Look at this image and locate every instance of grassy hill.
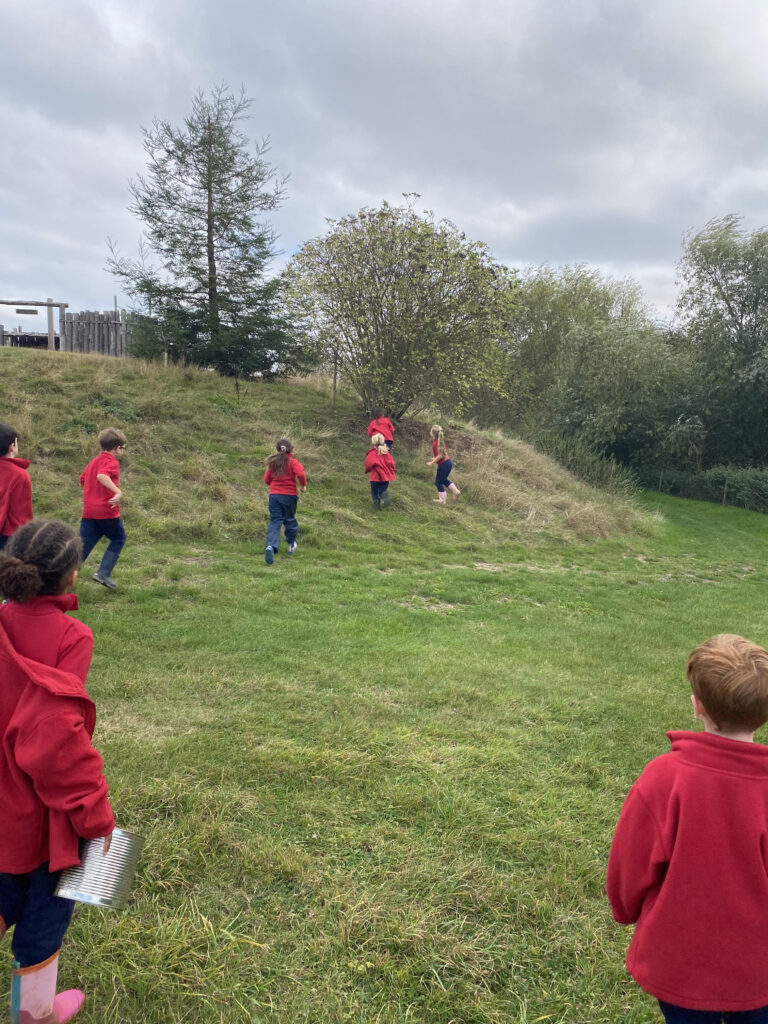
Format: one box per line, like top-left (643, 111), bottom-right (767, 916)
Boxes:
top-left (2, 348), bottom-right (768, 1024)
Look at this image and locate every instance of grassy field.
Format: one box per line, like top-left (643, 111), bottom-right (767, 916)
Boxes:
top-left (2, 348), bottom-right (767, 1023)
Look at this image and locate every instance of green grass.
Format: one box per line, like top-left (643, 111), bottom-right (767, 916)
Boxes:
top-left (2, 349), bottom-right (767, 1022)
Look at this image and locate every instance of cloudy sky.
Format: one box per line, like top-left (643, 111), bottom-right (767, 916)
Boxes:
top-left (2, 0), bottom-right (767, 332)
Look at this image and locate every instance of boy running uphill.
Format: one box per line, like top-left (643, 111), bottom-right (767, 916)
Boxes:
top-left (0, 424), bottom-right (33, 550)
top-left (364, 433), bottom-right (396, 510)
top-left (607, 634), bottom-right (768, 1023)
top-left (0, 519), bottom-right (114, 1023)
top-left (79, 429), bottom-right (127, 591)
top-left (264, 438), bottom-right (306, 565)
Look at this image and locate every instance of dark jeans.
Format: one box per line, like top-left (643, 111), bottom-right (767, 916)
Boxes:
top-left (385, 440), bottom-right (393, 451)
top-left (80, 517), bottom-right (126, 578)
top-left (659, 1001), bottom-right (768, 1023)
top-left (370, 481), bottom-right (389, 500)
top-left (266, 494), bottom-right (298, 551)
top-left (0, 863), bottom-right (74, 967)
top-left (0, 534), bottom-right (7, 551)
top-left (435, 459), bottom-right (453, 492)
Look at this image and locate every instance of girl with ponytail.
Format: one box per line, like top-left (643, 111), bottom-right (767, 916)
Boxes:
top-left (364, 433), bottom-right (396, 510)
top-left (427, 425), bottom-right (461, 504)
top-left (263, 439), bottom-right (307, 564)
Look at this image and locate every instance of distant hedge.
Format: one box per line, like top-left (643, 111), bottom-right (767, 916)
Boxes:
top-left (654, 466), bottom-right (768, 514)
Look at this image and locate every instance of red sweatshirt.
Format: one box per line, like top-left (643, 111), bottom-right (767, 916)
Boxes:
top-left (607, 730), bottom-right (768, 1011)
top-left (80, 451), bottom-right (120, 519)
top-left (432, 438), bottom-right (449, 464)
top-left (0, 456), bottom-right (33, 539)
top-left (367, 417), bottom-right (394, 442)
top-left (264, 455), bottom-right (306, 496)
top-left (364, 449), bottom-right (396, 482)
top-left (0, 596), bottom-right (114, 873)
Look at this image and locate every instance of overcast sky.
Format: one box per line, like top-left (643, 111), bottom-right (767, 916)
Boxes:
top-left (2, 0), bottom-right (768, 332)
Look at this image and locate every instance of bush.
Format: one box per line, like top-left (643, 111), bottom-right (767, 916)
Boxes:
top-left (523, 428), bottom-right (638, 497)
top-left (655, 465), bottom-right (768, 513)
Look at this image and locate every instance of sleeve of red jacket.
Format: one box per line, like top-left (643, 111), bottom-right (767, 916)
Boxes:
top-left (364, 451), bottom-right (376, 475)
top-left (606, 781), bottom-right (668, 924)
top-left (292, 458), bottom-right (307, 487)
top-left (12, 474), bottom-right (33, 526)
top-left (367, 420), bottom-right (376, 437)
top-left (15, 703), bottom-right (115, 840)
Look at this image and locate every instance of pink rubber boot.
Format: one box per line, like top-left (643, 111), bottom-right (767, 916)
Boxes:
top-left (447, 483), bottom-right (461, 499)
top-left (433, 491), bottom-right (447, 503)
top-left (11, 953), bottom-right (84, 1023)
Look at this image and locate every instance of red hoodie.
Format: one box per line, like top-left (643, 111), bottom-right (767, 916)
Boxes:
top-left (364, 449), bottom-right (396, 482)
top-left (607, 730), bottom-right (768, 1011)
top-left (264, 455), bottom-right (307, 496)
top-left (367, 417), bottom-right (394, 442)
top-left (0, 456), bottom-right (33, 539)
top-left (0, 598), bottom-right (114, 873)
top-left (80, 450), bottom-right (120, 519)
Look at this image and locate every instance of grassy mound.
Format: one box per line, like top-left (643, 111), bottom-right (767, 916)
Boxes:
top-left (8, 349), bottom-right (766, 1024)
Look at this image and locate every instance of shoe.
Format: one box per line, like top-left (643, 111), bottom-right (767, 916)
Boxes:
top-left (288, 542), bottom-right (298, 554)
top-left (92, 573), bottom-right (117, 590)
top-left (265, 546), bottom-right (275, 565)
top-left (381, 492), bottom-right (391, 507)
top-left (372, 497), bottom-right (381, 511)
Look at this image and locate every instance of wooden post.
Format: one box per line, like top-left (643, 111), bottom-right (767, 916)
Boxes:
top-left (0, 324), bottom-right (4, 347)
top-left (120, 309), bottom-right (127, 356)
top-left (46, 298), bottom-right (55, 350)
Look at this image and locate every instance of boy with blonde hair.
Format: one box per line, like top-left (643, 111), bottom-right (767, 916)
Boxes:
top-left (79, 428), bottom-right (127, 591)
top-left (608, 634), bottom-right (768, 1022)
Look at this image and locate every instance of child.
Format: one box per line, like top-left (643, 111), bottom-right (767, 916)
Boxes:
top-left (263, 438), bottom-right (306, 565)
top-left (0, 424), bottom-right (33, 550)
top-left (367, 408), bottom-right (395, 450)
top-left (79, 428), bottom-right (127, 591)
top-left (426, 425), bottom-right (460, 504)
top-left (607, 634), bottom-right (768, 1023)
top-left (0, 519), bottom-right (114, 1024)
top-left (364, 433), bottom-right (396, 510)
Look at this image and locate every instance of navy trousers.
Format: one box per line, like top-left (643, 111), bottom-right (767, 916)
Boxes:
top-left (0, 863), bottom-right (74, 967)
top-left (659, 1001), bottom-right (768, 1023)
top-left (80, 517), bottom-right (126, 577)
top-left (266, 494), bottom-right (298, 551)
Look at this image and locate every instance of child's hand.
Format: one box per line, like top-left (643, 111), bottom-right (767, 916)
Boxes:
top-left (101, 832), bottom-right (113, 855)
top-left (301, 485), bottom-right (307, 492)
top-left (108, 489), bottom-right (122, 507)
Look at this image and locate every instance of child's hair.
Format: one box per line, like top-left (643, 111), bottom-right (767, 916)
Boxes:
top-left (371, 407), bottom-right (385, 419)
top-left (267, 438), bottom-right (293, 476)
top-left (430, 424), bottom-right (446, 455)
top-left (370, 432), bottom-right (388, 455)
top-left (0, 519), bottom-right (82, 603)
top-left (98, 428), bottom-right (127, 452)
top-left (0, 423), bottom-right (18, 457)
top-left (687, 634), bottom-right (768, 731)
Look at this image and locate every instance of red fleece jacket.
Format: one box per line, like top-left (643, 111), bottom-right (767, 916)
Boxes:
top-left (0, 597), bottom-right (114, 873)
top-left (264, 456), bottom-right (306, 495)
top-left (364, 449), bottom-right (396, 482)
top-left (80, 451), bottom-right (120, 519)
top-left (0, 457), bottom-right (33, 538)
top-left (607, 730), bottom-right (768, 1011)
top-left (367, 417), bottom-right (394, 442)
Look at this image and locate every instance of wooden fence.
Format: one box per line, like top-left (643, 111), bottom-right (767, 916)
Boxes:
top-left (0, 310), bottom-right (132, 356)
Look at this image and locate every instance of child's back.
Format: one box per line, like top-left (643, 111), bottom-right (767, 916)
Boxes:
top-left (608, 634), bottom-right (768, 1020)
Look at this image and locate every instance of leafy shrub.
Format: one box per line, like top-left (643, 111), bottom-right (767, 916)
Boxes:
top-left (656, 465), bottom-right (768, 513)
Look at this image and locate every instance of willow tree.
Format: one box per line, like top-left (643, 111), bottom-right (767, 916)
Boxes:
top-left (284, 199), bottom-right (517, 416)
top-left (108, 84), bottom-right (303, 381)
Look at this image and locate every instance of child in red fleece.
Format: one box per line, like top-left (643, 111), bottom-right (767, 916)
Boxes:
top-left (79, 428), bottom-right (127, 591)
top-left (367, 408), bottom-right (395, 450)
top-left (0, 424), bottom-right (33, 550)
top-left (364, 433), bottom-right (396, 510)
top-left (263, 438), bottom-right (306, 565)
top-left (607, 634), bottom-right (768, 1023)
top-left (0, 519), bottom-right (114, 1024)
